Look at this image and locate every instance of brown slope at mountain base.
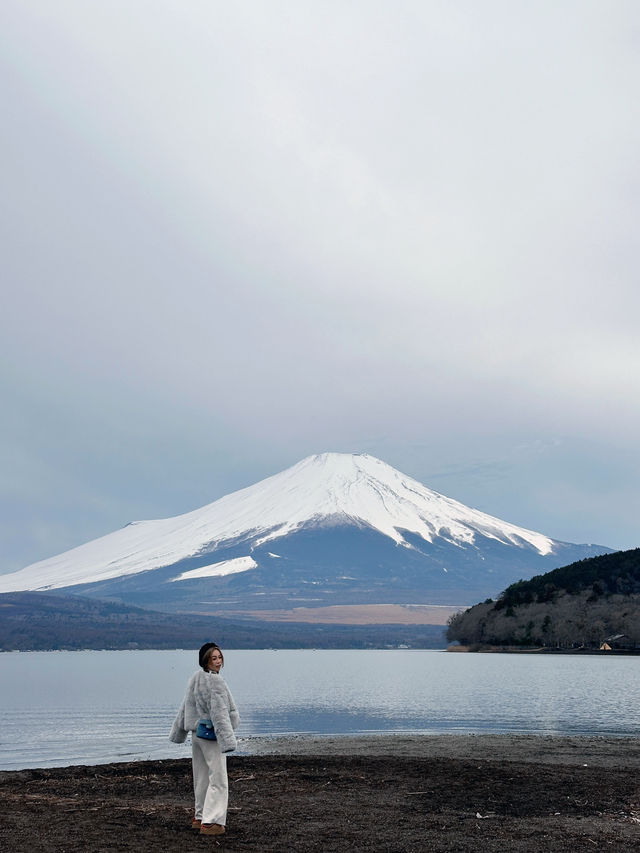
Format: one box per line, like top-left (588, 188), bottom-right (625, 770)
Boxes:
top-left (202, 603), bottom-right (464, 624)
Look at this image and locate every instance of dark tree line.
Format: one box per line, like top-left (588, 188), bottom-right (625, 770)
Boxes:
top-left (447, 548), bottom-right (640, 649)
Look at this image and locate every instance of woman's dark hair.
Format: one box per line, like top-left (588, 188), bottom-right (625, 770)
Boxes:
top-left (198, 642), bottom-right (224, 670)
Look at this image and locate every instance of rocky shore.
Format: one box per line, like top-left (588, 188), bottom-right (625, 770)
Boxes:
top-left (1, 735), bottom-right (638, 852)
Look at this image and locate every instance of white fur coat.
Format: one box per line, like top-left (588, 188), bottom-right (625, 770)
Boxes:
top-left (169, 670), bottom-right (240, 753)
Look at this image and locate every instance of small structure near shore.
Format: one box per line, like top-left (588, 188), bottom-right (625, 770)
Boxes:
top-left (601, 633), bottom-right (629, 651)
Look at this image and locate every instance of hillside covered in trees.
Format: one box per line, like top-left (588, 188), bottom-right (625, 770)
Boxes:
top-left (447, 548), bottom-right (640, 650)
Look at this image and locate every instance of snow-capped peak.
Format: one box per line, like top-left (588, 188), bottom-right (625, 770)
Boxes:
top-left (0, 452), bottom-right (555, 592)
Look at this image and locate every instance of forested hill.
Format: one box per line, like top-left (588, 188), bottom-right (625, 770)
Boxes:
top-left (447, 548), bottom-right (640, 650)
top-left (496, 548), bottom-right (640, 607)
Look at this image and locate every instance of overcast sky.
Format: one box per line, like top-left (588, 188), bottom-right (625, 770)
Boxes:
top-left (2, 0), bottom-right (639, 573)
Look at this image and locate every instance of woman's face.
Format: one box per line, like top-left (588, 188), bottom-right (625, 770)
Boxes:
top-left (207, 648), bottom-right (223, 673)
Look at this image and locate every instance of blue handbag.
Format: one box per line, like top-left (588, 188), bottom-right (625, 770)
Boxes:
top-left (196, 718), bottom-right (217, 740)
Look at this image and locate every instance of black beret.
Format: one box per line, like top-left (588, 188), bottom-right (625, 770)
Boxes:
top-left (199, 642), bottom-right (217, 669)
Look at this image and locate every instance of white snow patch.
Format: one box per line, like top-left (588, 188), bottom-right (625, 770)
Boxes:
top-left (171, 556), bottom-right (257, 582)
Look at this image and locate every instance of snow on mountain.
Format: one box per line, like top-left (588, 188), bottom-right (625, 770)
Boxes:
top-left (0, 452), bottom-right (561, 594)
top-left (171, 556), bottom-right (258, 583)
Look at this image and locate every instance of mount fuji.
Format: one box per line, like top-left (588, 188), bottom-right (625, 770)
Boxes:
top-left (0, 453), bottom-right (613, 614)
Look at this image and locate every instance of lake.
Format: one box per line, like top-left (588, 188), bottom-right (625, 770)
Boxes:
top-left (0, 649), bottom-right (637, 770)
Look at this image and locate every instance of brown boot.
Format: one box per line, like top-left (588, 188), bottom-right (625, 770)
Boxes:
top-left (191, 818), bottom-right (202, 830)
top-left (200, 823), bottom-right (225, 836)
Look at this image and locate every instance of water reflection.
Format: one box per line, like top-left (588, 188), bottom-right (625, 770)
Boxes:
top-left (230, 649), bottom-right (639, 739)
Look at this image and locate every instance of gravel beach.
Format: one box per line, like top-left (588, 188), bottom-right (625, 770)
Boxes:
top-left (242, 731), bottom-right (640, 766)
top-left (1, 734), bottom-right (638, 852)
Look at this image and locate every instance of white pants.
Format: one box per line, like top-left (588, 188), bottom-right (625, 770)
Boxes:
top-left (192, 735), bottom-right (228, 826)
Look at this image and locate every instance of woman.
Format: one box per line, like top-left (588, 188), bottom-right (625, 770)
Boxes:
top-left (170, 642), bottom-right (240, 836)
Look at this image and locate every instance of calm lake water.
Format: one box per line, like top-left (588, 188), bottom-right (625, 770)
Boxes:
top-left (0, 649), bottom-right (638, 770)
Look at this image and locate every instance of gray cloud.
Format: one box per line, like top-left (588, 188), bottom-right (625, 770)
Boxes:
top-left (1, 1), bottom-right (639, 570)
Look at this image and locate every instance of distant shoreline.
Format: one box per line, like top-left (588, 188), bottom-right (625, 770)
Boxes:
top-left (3, 644), bottom-right (639, 654)
top-left (448, 644), bottom-right (640, 655)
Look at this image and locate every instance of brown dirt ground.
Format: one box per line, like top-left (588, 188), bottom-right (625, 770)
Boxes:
top-left (1, 739), bottom-right (639, 852)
